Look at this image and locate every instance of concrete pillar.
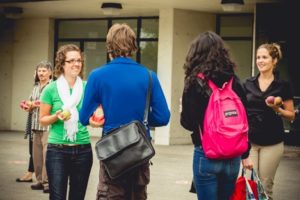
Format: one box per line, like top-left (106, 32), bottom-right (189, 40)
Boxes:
top-left (0, 19), bottom-right (14, 130)
top-left (154, 8), bottom-right (174, 145)
top-left (10, 18), bottom-right (53, 130)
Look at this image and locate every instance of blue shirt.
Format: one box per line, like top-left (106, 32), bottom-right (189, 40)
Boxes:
top-left (79, 57), bottom-right (170, 137)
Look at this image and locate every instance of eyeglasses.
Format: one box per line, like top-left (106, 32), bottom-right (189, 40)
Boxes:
top-left (65, 59), bottom-right (83, 64)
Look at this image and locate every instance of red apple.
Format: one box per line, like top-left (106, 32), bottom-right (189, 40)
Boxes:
top-left (20, 100), bottom-right (32, 109)
top-left (266, 96), bottom-right (275, 104)
top-left (92, 115), bottom-right (105, 125)
top-left (92, 105), bottom-right (105, 125)
top-left (33, 100), bottom-right (40, 106)
top-left (20, 100), bottom-right (27, 109)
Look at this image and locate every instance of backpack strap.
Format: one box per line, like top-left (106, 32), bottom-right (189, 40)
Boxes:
top-left (226, 77), bottom-right (234, 89)
top-left (198, 73), bottom-right (234, 91)
top-left (207, 80), bottom-right (218, 91)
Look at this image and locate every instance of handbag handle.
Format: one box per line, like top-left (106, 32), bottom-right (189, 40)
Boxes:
top-left (245, 177), bottom-right (256, 200)
top-left (252, 169), bottom-right (269, 200)
top-left (242, 168), bottom-right (254, 180)
top-left (143, 70), bottom-right (152, 126)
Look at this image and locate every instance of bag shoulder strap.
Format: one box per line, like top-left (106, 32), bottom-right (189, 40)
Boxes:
top-left (197, 72), bottom-right (219, 91)
top-left (196, 73), bottom-right (212, 96)
top-left (227, 77), bottom-right (234, 89)
top-left (221, 77), bottom-right (234, 92)
top-left (198, 73), bottom-right (235, 92)
top-left (143, 70), bottom-right (152, 126)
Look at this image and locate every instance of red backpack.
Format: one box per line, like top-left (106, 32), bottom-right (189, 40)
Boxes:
top-left (197, 73), bottom-right (248, 159)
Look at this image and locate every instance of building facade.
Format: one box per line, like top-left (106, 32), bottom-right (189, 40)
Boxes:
top-left (0, 0), bottom-right (297, 145)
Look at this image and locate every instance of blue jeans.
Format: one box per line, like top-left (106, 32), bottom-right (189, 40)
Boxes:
top-left (193, 146), bottom-right (240, 200)
top-left (46, 144), bottom-right (93, 200)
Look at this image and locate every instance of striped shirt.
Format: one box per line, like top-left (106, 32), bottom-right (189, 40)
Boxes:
top-left (30, 81), bottom-right (51, 131)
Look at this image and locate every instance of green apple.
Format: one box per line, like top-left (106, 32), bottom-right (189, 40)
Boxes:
top-left (61, 110), bottom-right (71, 120)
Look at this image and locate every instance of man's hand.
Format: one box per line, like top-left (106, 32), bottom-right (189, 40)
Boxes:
top-left (89, 116), bottom-right (105, 128)
top-left (89, 105), bottom-right (105, 128)
top-left (20, 100), bottom-right (33, 112)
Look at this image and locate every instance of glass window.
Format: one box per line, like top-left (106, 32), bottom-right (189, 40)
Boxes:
top-left (140, 41), bottom-right (158, 72)
top-left (219, 15), bottom-right (253, 37)
top-left (218, 14), bottom-right (253, 79)
top-left (56, 17), bottom-right (159, 73)
top-left (58, 20), bottom-right (107, 38)
top-left (57, 41), bottom-right (80, 49)
top-left (83, 42), bottom-right (107, 78)
top-left (141, 19), bottom-right (159, 38)
top-left (226, 40), bottom-right (252, 81)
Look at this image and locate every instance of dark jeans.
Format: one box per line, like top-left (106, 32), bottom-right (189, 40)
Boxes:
top-left (46, 143), bottom-right (93, 200)
top-left (193, 146), bottom-right (240, 200)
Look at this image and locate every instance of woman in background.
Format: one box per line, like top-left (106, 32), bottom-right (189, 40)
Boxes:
top-left (243, 43), bottom-right (295, 200)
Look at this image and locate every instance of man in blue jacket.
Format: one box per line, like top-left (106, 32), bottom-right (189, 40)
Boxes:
top-left (79, 23), bottom-right (170, 200)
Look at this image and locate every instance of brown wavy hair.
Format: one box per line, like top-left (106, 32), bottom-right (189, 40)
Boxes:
top-left (54, 44), bottom-right (84, 78)
top-left (106, 23), bottom-right (138, 58)
top-left (183, 31), bottom-right (236, 91)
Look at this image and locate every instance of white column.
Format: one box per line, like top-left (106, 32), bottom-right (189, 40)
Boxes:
top-left (154, 8), bottom-right (174, 145)
top-left (11, 18), bottom-right (52, 130)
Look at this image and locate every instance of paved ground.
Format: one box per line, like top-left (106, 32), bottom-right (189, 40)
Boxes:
top-left (0, 131), bottom-right (300, 200)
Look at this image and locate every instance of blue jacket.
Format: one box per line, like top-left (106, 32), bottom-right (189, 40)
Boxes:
top-left (79, 57), bottom-right (170, 137)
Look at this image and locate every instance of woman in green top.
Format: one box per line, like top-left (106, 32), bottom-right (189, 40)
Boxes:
top-left (40, 44), bottom-right (93, 200)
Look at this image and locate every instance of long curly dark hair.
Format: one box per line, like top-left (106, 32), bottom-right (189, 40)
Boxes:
top-left (183, 31), bottom-right (236, 91)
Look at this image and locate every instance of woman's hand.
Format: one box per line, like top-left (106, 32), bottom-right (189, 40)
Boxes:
top-left (265, 96), bottom-right (283, 113)
top-left (265, 98), bottom-right (295, 121)
top-left (57, 110), bottom-right (71, 121)
top-left (242, 157), bottom-right (253, 170)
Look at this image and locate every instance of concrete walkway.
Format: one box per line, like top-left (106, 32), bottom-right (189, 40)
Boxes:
top-left (0, 131), bottom-right (300, 200)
